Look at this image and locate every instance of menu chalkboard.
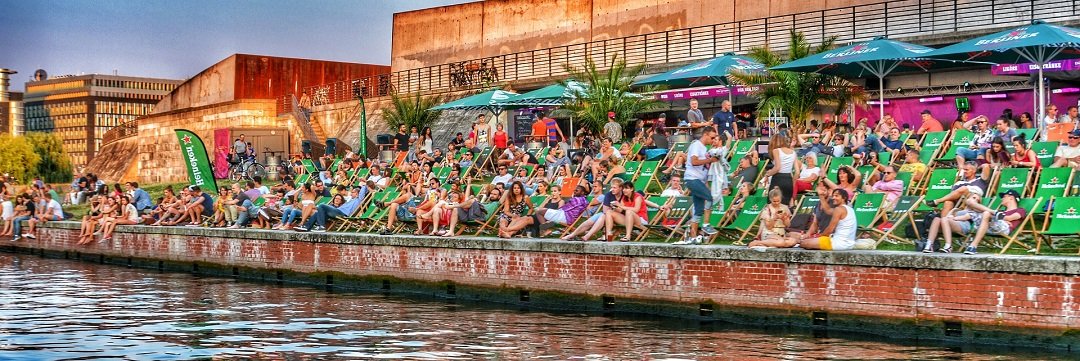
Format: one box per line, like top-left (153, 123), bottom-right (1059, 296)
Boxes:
top-left (514, 114), bottom-right (535, 143)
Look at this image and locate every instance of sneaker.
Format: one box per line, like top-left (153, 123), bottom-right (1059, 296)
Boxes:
top-left (939, 245), bottom-right (952, 253)
top-left (700, 225), bottom-right (718, 236)
top-left (227, 224), bottom-right (240, 229)
top-left (963, 246), bottom-right (977, 255)
top-left (690, 236), bottom-right (704, 245)
top-left (312, 226), bottom-right (326, 233)
top-left (23, 234), bottom-right (36, 239)
top-left (672, 239), bottom-right (691, 245)
top-left (919, 239), bottom-right (933, 253)
top-left (294, 226), bottom-right (309, 232)
top-left (994, 212), bottom-right (1005, 221)
top-left (924, 199), bottom-right (938, 208)
top-left (12, 236), bottom-right (19, 242)
top-left (378, 227), bottom-right (392, 235)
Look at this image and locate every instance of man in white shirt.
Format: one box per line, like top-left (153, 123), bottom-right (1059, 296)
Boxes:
top-left (674, 127), bottom-right (720, 245)
top-left (1053, 130), bottom-right (1080, 169)
top-left (1043, 104), bottom-right (1069, 138)
top-left (661, 177), bottom-right (687, 197)
top-left (25, 193), bottom-right (64, 239)
top-left (491, 166), bottom-right (513, 186)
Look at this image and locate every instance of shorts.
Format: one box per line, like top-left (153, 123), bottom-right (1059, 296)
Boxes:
top-left (543, 209), bottom-right (568, 225)
top-left (587, 211), bottom-right (605, 223)
top-left (819, 236), bottom-right (856, 251)
top-left (964, 185), bottom-right (984, 197)
top-left (956, 147), bottom-right (986, 161)
top-left (952, 210), bottom-right (975, 234)
top-left (988, 219), bottom-right (1011, 236)
top-left (396, 200), bottom-right (417, 221)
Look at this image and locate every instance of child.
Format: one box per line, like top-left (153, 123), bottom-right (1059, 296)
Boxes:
top-left (0, 194), bottom-right (13, 237)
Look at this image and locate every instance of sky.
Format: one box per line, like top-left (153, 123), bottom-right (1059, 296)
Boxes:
top-left (0, 0), bottom-right (472, 91)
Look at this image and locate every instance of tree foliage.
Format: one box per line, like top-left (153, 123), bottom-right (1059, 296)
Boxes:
top-left (728, 31), bottom-right (867, 129)
top-left (382, 92), bottom-right (445, 130)
top-left (25, 132), bottom-right (73, 183)
top-left (0, 133), bottom-right (41, 183)
top-left (561, 56), bottom-right (661, 133)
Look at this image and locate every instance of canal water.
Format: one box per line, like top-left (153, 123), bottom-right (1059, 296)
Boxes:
top-left (0, 254), bottom-right (1069, 360)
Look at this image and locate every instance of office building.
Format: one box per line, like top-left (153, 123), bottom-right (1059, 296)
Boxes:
top-left (0, 69), bottom-right (23, 135)
top-left (23, 72), bottom-right (183, 167)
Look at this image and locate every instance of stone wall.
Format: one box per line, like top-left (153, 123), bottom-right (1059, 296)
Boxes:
top-left (391, 0), bottom-right (881, 72)
top-left (83, 136), bottom-right (140, 183)
top-left (16, 222), bottom-right (1080, 349)
top-left (137, 99), bottom-right (283, 184)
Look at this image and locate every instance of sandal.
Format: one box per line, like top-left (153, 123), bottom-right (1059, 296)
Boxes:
top-left (619, 235), bottom-right (631, 242)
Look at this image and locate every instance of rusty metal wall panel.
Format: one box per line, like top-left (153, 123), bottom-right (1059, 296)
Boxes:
top-left (232, 55), bottom-right (388, 101)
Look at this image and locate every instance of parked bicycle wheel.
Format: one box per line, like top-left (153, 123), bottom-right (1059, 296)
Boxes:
top-left (248, 163), bottom-right (267, 179)
top-left (229, 167), bottom-right (245, 182)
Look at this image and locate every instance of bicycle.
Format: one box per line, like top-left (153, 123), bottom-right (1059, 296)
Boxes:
top-left (228, 155), bottom-right (267, 182)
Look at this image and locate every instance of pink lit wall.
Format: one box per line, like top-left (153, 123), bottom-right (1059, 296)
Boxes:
top-left (855, 89), bottom-right (1080, 129)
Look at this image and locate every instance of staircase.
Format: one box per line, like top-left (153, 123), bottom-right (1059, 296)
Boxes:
top-left (290, 95), bottom-right (323, 143)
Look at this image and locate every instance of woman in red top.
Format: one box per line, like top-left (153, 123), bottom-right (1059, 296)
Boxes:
top-left (1010, 135), bottom-right (1041, 170)
top-left (605, 182), bottom-right (647, 242)
top-left (493, 123), bottom-right (509, 156)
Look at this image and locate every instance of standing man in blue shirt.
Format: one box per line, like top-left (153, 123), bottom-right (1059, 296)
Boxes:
top-left (711, 100), bottom-right (738, 141)
top-left (126, 182), bottom-right (153, 215)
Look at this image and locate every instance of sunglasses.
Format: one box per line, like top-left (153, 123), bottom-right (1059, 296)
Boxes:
top-left (1070, 136), bottom-right (1080, 139)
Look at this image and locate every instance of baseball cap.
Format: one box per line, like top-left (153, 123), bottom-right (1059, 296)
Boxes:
top-left (999, 189), bottom-right (1020, 198)
top-left (608, 111), bottom-right (616, 118)
top-left (1070, 129), bottom-right (1080, 137)
top-left (920, 109), bottom-right (932, 115)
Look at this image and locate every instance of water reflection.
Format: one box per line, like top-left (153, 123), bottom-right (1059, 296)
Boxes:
top-left (0, 254), bottom-right (1068, 360)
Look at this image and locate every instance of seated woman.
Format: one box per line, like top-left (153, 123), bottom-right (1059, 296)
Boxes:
top-left (332, 169), bottom-right (350, 186)
top-left (561, 178), bottom-right (626, 242)
top-left (430, 188), bottom-right (479, 237)
top-left (748, 188), bottom-right (791, 248)
top-left (77, 195), bottom-right (105, 245)
top-left (983, 138), bottom-right (1012, 169)
top-left (794, 154), bottom-right (821, 195)
top-left (821, 165), bottom-right (861, 203)
top-left (605, 182), bottom-right (648, 242)
top-left (101, 195), bottom-right (141, 242)
top-left (86, 196), bottom-right (119, 244)
top-left (497, 182), bottom-right (533, 238)
top-left (155, 189), bottom-right (191, 226)
top-left (1010, 135), bottom-right (1041, 171)
top-left (599, 159), bottom-right (627, 184)
top-left (212, 188), bottom-right (236, 227)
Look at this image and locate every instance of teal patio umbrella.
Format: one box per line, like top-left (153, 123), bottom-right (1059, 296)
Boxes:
top-left (770, 37), bottom-right (941, 121)
top-left (926, 20), bottom-right (1080, 132)
top-left (633, 53), bottom-right (765, 104)
top-left (506, 80), bottom-right (588, 106)
top-left (430, 89), bottom-right (522, 117)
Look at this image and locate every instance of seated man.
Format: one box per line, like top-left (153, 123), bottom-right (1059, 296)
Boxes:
top-left (920, 205), bottom-right (978, 253)
top-left (924, 161), bottom-right (990, 216)
top-left (378, 179), bottom-right (437, 235)
top-left (297, 187), bottom-right (363, 232)
top-left (862, 166), bottom-right (904, 210)
top-left (661, 176), bottom-right (687, 197)
top-left (962, 189), bottom-right (1026, 255)
top-left (502, 185), bottom-right (589, 237)
top-left (490, 166), bottom-right (513, 186)
top-left (496, 143), bottom-right (519, 167)
top-left (1052, 129), bottom-right (1080, 169)
top-left (183, 186), bottom-right (214, 227)
top-left (956, 115), bottom-right (994, 164)
top-left (25, 193), bottom-right (64, 238)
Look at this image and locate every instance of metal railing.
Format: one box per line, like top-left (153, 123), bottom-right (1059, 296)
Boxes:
top-left (281, 0), bottom-right (1080, 113)
top-left (101, 118), bottom-right (139, 146)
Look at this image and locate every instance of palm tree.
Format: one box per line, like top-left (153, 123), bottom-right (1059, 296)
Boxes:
top-left (561, 56), bottom-right (661, 134)
top-left (382, 92), bottom-right (445, 130)
top-left (728, 31), bottom-right (867, 129)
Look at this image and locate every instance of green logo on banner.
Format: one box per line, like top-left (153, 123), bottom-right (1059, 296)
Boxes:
top-left (175, 129), bottom-right (218, 194)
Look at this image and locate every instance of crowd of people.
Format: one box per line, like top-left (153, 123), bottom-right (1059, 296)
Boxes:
top-left (3, 100), bottom-right (1080, 255)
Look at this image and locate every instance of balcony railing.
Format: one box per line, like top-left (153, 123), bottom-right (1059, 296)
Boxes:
top-left (281, 0), bottom-right (1080, 113)
top-left (101, 118), bottom-right (139, 146)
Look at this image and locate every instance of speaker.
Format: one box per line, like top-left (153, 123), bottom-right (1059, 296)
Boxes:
top-left (326, 138), bottom-right (338, 155)
top-left (955, 97), bottom-right (970, 112)
top-left (376, 133), bottom-right (392, 145)
top-left (302, 140), bottom-right (313, 155)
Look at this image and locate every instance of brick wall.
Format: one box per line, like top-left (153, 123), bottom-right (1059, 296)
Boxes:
top-left (18, 222), bottom-right (1080, 347)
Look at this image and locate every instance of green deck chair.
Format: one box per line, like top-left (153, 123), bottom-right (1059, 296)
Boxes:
top-left (1030, 141), bottom-right (1059, 168)
top-left (873, 195), bottom-right (923, 246)
top-left (851, 192), bottom-right (886, 235)
top-left (718, 196), bottom-right (767, 245)
top-left (991, 167), bottom-right (1031, 197)
top-left (916, 168), bottom-right (959, 211)
top-left (1036, 196), bottom-right (1080, 254)
top-left (934, 129), bottom-right (974, 165)
top-left (826, 157), bottom-right (854, 183)
top-left (640, 196), bottom-right (692, 242)
top-left (918, 131), bottom-right (949, 164)
top-left (632, 160), bottom-right (661, 192)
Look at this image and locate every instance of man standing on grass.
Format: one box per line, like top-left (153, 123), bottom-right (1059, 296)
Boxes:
top-left (674, 127), bottom-right (720, 245)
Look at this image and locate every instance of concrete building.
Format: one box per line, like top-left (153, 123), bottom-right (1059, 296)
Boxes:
top-left (22, 73), bottom-right (183, 167)
top-left (0, 69), bottom-right (23, 135)
top-left (90, 54), bottom-right (388, 184)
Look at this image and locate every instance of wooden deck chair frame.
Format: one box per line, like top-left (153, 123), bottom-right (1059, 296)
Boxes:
top-left (718, 196), bottom-right (767, 245)
top-left (638, 196), bottom-right (692, 242)
top-left (874, 195), bottom-right (924, 246)
top-left (851, 192), bottom-right (887, 237)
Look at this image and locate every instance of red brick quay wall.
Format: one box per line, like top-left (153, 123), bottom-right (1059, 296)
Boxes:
top-left (9, 222), bottom-right (1080, 350)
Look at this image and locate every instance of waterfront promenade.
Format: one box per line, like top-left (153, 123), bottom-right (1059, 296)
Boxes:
top-left (5, 221), bottom-right (1080, 350)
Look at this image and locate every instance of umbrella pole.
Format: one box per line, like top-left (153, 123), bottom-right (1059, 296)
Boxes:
top-left (878, 76), bottom-right (885, 123)
top-left (1038, 64), bottom-right (1045, 137)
